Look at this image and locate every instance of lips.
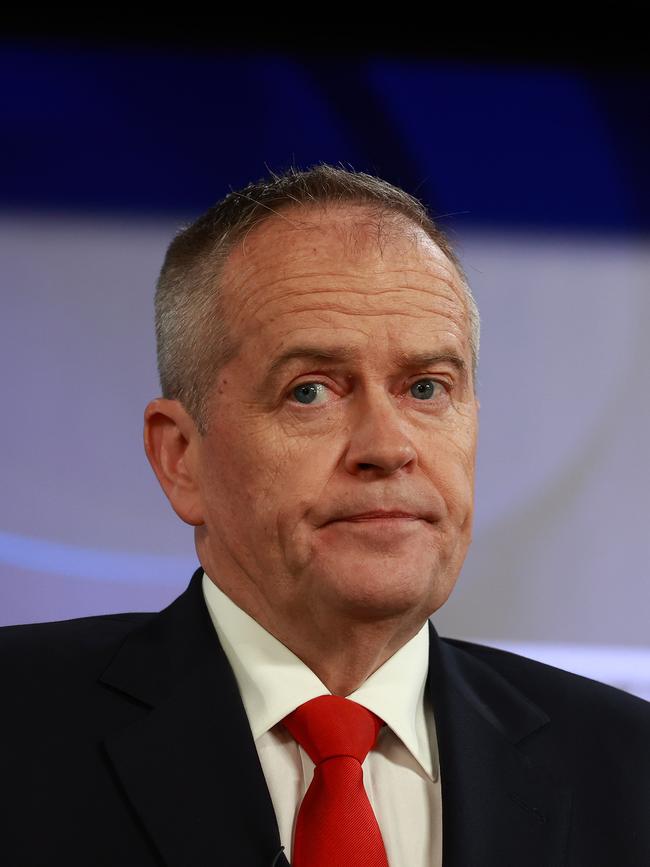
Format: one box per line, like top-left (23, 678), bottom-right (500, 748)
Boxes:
top-left (341, 511), bottom-right (419, 521)
top-left (320, 502), bottom-right (440, 526)
top-left (329, 510), bottom-right (423, 523)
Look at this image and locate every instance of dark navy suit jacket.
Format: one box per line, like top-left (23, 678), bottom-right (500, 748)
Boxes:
top-left (1, 567), bottom-right (648, 866)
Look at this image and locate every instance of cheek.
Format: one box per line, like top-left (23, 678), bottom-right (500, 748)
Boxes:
top-left (201, 420), bottom-right (330, 533)
top-left (199, 423), bottom-right (264, 509)
top-left (425, 432), bottom-right (476, 522)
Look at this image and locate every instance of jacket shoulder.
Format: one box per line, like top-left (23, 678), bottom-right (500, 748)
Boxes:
top-left (0, 612), bottom-right (155, 681)
top-left (440, 636), bottom-right (649, 732)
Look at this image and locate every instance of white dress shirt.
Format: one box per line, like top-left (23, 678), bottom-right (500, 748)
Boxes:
top-left (202, 571), bottom-right (443, 867)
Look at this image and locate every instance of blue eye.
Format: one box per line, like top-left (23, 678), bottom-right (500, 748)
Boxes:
top-left (290, 378), bottom-right (444, 407)
top-left (410, 379), bottom-right (440, 400)
top-left (291, 382), bottom-right (327, 405)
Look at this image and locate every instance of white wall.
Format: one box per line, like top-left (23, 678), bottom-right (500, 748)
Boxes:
top-left (1, 213), bottom-right (648, 697)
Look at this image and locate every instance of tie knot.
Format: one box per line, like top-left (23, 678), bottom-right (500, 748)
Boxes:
top-left (281, 695), bottom-right (384, 766)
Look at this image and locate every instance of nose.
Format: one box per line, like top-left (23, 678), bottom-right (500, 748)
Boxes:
top-left (343, 388), bottom-right (418, 476)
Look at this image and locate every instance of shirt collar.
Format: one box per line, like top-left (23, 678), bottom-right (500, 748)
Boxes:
top-left (202, 570), bottom-right (437, 780)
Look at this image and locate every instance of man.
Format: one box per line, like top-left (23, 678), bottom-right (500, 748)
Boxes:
top-left (1, 166), bottom-right (648, 867)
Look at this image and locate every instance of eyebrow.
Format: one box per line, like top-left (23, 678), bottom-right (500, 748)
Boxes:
top-left (260, 344), bottom-right (467, 391)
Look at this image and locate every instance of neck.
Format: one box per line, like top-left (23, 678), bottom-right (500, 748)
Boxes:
top-left (278, 618), bottom-right (424, 696)
top-left (202, 568), bottom-right (426, 696)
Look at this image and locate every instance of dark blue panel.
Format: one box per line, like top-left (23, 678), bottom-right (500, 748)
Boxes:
top-left (1, 42), bottom-right (648, 231)
top-left (1, 44), bottom-right (361, 212)
top-left (367, 60), bottom-right (645, 232)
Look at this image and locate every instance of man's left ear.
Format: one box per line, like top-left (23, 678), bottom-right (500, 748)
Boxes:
top-left (143, 398), bottom-right (205, 526)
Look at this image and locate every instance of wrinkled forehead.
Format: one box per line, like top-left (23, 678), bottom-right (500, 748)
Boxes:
top-left (222, 202), bottom-right (458, 285)
top-left (216, 203), bottom-right (468, 344)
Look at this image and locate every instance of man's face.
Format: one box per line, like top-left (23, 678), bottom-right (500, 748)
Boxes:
top-left (193, 205), bottom-right (478, 631)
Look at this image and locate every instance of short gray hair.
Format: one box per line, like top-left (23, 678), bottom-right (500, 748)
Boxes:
top-left (155, 164), bottom-right (480, 433)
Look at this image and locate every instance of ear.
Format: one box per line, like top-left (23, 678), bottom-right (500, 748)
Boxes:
top-left (143, 398), bottom-right (205, 526)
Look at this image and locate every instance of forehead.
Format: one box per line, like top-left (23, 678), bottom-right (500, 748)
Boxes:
top-left (218, 204), bottom-right (470, 355)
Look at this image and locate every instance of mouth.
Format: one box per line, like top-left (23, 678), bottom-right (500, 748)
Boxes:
top-left (322, 515), bottom-right (427, 540)
top-left (335, 513), bottom-right (422, 522)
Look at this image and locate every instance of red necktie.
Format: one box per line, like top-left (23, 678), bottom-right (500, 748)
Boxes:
top-left (281, 694), bottom-right (390, 867)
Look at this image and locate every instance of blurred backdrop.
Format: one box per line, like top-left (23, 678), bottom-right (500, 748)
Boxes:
top-left (1, 35), bottom-right (648, 698)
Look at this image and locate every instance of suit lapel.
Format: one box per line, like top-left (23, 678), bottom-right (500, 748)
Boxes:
top-left (99, 568), bottom-right (288, 867)
top-left (428, 622), bottom-right (572, 867)
top-left (97, 567), bottom-right (571, 867)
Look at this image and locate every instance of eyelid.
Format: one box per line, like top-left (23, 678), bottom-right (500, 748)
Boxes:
top-left (289, 371), bottom-right (451, 386)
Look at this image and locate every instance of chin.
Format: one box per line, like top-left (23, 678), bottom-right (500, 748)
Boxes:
top-left (315, 558), bottom-right (455, 623)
